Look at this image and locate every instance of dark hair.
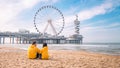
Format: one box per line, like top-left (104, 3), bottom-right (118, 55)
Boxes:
top-left (43, 43), bottom-right (47, 47)
top-left (32, 41), bottom-right (36, 45)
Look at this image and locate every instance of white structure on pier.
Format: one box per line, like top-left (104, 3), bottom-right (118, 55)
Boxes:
top-left (19, 29), bottom-right (30, 34)
top-left (66, 15), bottom-right (83, 44)
top-left (74, 15), bottom-right (80, 35)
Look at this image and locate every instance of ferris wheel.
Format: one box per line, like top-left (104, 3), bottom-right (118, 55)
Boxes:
top-left (34, 5), bottom-right (65, 36)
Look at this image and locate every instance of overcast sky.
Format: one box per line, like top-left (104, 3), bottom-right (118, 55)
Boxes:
top-left (0, 0), bottom-right (120, 43)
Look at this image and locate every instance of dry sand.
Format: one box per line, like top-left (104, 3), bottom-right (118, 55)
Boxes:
top-left (0, 47), bottom-right (120, 68)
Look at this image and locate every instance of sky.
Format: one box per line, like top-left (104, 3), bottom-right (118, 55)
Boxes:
top-left (0, 0), bottom-right (120, 43)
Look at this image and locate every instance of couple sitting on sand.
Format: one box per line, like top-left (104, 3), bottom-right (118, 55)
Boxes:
top-left (27, 41), bottom-right (49, 60)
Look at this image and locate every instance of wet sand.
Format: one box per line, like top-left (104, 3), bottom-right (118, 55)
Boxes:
top-left (0, 47), bottom-right (120, 68)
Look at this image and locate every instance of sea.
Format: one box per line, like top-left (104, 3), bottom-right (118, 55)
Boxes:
top-left (0, 43), bottom-right (120, 56)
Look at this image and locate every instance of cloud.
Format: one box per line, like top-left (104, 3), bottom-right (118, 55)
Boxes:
top-left (81, 27), bottom-right (120, 43)
top-left (78, 2), bottom-right (113, 21)
top-left (64, 0), bottom-right (120, 26)
top-left (0, 0), bottom-right (40, 22)
top-left (60, 1), bottom-right (114, 36)
top-left (80, 22), bottom-right (120, 42)
top-left (0, 0), bottom-right (41, 32)
top-left (81, 22), bottom-right (120, 32)
top-left (0, 0), bottom-right (59, 32)
top-left (63, 0), bottom-right (114, 28)
top-left (67, 1), bottom-right (120, 26)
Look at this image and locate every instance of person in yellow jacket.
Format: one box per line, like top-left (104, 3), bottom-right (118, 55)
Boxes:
top-left (27, 41), bottom-right (41, 59)
top-left (41, 43), bottom-right (49, 60)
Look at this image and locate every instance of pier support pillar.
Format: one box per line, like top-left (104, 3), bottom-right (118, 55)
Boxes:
top-left (19, 37), bottom-right (21, 44)
top-left (10, 37), bottom-right (11, 44)
top-left (0, 37), bottom-right (1, 44)
top-left (25, 40), bottom-right (27, 44)
top-left (16, 37), bottom-right (18, 44)
top-left (81, 39), bottom-right (83, 44)
top-left (3, 37), bottom-right (5, 44)
top-left (12, 37), bottom-right (14, 44)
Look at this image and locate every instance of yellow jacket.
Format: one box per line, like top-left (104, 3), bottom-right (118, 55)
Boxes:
top-left (27, 45), bottom-right (41, 59)
top-left (41, 47), bottom-right (49, 60)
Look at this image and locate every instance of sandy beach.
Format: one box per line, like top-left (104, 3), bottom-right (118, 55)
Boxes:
top-left (0, 47), bottom-right (120, 68)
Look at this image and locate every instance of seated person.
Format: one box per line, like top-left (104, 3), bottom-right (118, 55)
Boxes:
top-left (27, 41), bottom-right (41, 59)
top-left (41, 43), bottom-right (49, 60)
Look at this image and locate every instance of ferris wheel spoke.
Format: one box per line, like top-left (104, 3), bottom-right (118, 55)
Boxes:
top-left (44, 8), bottom-right (51, 19)
top-left (35, 18), bottom-right (43, 21)
top-left (54, 21), bottom-right (62, 25)
top-left (35, 17), bottom-right (48, 22)
top-left (53, 23), bottom-right (60, 26)
top-left (36, 14), bottom-right (48, 20)
top-left (37, 10), bottom-right (49, 19)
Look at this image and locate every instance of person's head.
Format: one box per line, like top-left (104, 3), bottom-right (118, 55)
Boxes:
top-left (43, 43), bottom-right (47, 48)
top-left (32, 41), bottom-right (37, 46)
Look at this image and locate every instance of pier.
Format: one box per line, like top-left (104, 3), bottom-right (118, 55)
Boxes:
top-left (0, 31), bottom-right (40, 44)
top-left (0, 30), bottom-right (83, 44)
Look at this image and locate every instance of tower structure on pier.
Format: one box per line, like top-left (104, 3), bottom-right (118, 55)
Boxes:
top-left (74, 15), bottom-right (80, 35)
top-left (67, 15), bottom-right (83, 44)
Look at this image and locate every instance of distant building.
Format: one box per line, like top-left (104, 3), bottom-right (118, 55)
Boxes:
top-left (19, 29), bottom-right (30, 34)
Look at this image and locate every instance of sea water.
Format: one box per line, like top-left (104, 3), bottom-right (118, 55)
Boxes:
top-left (0, 43), bottom-right (120, 55)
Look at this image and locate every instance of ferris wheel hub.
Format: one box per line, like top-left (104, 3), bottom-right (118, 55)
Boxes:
top-left (48, 19), bottom-right (52, 23)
